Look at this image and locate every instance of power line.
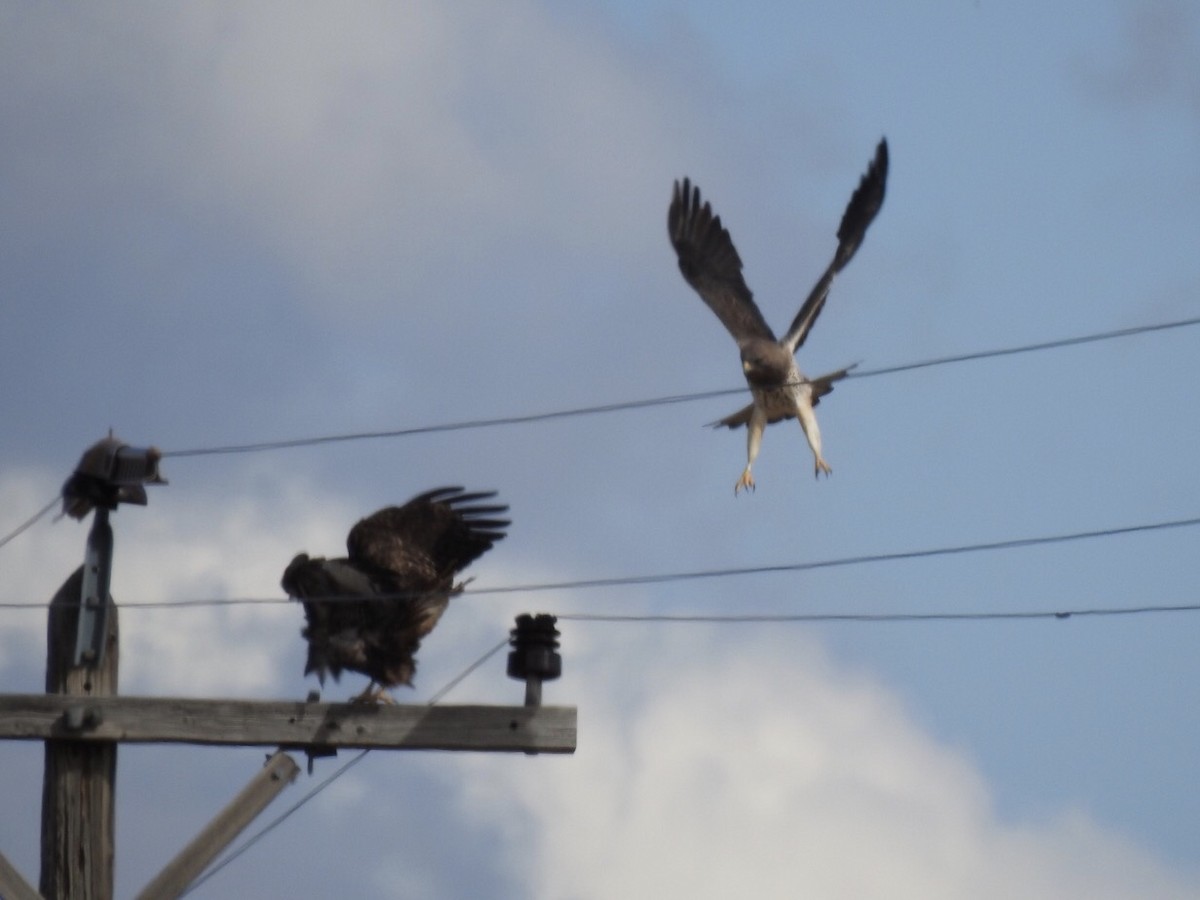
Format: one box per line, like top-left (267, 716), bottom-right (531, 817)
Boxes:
top-left (426, 636), bottom-right (511, 705)
top-left (178, 600), bottom-right (1200, 897)
top-left (179, 635), bottom-right (511, 898)
top-left (455, 515), bottom-right (1200, 595)
top-left (846, 315), bottom-right (1200, 380)
top-left (0, 494), bottom-right (59, 550)
top-left (4, 317), bottom-right (1195, 554)
top-left (162, 389), bottom-right (735, 458)
top-left (558, 603), bottom-right (1200, 624)
top-left (178, 748), bottom-right (370, 899)
top-left (2, 513), bottom-right (1196, 612)
top-left (160, 315), bottom-right (1200, 459)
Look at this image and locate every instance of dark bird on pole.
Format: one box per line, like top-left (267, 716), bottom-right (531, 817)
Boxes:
top-left (668, 138), bottom-right (889, 494)
top-left (281, 487), bottom-right (509, 703)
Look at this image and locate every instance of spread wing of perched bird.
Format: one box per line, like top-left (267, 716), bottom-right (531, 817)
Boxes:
top-left (668, 138), bottom-right (888, 494)
top-left (281, 487), bottom-right (509, 702)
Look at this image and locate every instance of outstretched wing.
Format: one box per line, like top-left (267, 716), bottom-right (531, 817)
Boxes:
top-left (347, 486), bottom-right (509, 586)
top-left (283, 487), bottom-right (509, 689)
top-left (669, 177), bottom-right (776, 344)
top-left (781, 139), bottom-right (889, 354)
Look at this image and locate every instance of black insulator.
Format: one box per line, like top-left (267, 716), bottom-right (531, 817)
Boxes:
top-left (507, 613), bottom-right (562, 682)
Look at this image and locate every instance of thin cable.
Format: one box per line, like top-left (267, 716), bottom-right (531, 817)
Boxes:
top-left (180, 635), bottom-right (510, 898)
top-left (162, 389), bottom-right (732, 458)
top-left (848, 315), bottom-right (1200, 380)
top-left (178, 748), bottom-right (371, 898)
top-left (2, 514), bottom-right (1196, 611)
top-left (469, 515), bottom-right (1200, 596)
top-left (160, 315), bottom-right (1200, 459)
top-left (464, 515), bottom-right (1200, 594)
top-left (0, 495), bottom-right (60, 550)
top-left (559, 602), bottom-right (1200, 624)
top-left (426, 636), bottom-right (511, 705)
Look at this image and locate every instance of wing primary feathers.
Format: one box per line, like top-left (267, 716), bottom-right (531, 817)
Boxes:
top-left (781, 138), bottom-right (889, 353)
top-left (282, 486), bottom-right (509, 692)
top-left (833, 138), bottom-right (888, 271)
top-left (409, 485), bottom-right (467, 504)
top-left (668, 177), bottom-right (777, 343)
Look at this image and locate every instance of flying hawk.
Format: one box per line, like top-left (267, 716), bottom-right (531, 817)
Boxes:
top-left (281, 487), bottom-right (509, 703)
top-left (668, 139), bottom-right (888, 493)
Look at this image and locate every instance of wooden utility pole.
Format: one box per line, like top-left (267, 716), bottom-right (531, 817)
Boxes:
top-left (0, 849), bottom-right (43, 900)
top-left (2, 570), bottom-right (575, 900)
top-left (2, 438), bottom-right (576, 899)
top-left (40, 566), bottom-right (118, 900)
top-left (3, 614), bottom-right (574, 758)
top-left (134, 751), bottom-right (300, 900)
top-left (2, 569), bottom-right (575, 900)
top-left (0, 695), bottom-right (577, 753)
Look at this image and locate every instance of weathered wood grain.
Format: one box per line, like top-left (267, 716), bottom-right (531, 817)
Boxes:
top-left (1, 694), bottom-right (577, 754)
top-left (40, 566), bottom-right (117, 900)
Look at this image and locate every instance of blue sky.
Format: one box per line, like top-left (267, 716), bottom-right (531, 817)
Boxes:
top-left (2, 2), bottom-right (1199, 898)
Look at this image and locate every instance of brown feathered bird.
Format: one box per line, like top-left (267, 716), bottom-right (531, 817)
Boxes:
top-left (668, 139), bottom-right (889, 493)
top-left (281, 487), bottom-right (509, 702)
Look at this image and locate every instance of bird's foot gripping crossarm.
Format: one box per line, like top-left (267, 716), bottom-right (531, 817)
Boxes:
top-left (349, 683), bottom-right (397, 705)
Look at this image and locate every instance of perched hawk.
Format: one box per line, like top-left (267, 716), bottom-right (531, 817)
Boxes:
top-left (668, 139), bottom-right (888, 493)
top-left (281, 487), bottom-right (509, 703)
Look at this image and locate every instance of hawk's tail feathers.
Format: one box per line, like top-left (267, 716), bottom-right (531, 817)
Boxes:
top-left (809, 363), bottom-right (858, 402)
top-left (302, 639), bottom-right (333, 686)
top-left (708, 403), bottom-right (755, 430)
top-left (708, 364), bottom-right (858, 429)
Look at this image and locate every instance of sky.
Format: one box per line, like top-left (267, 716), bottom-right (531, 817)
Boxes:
top-left (2, 1), bottom-right (1200, 898)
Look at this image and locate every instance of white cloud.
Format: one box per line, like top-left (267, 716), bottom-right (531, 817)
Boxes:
top-left (449, 626), bottom-right (1199, 900)
top-left (0, 465), bottom-right (352, 696)
top-left (5, 469), bottom-right (1198, 900)
top-left (0, 469), bottom-right (81, 678)
top-left (0, 464), bottom-right (562, 702)
top-left (4, 5), bottom-right (1199, 895)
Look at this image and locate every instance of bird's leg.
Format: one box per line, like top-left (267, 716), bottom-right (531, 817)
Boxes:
top-left (736, 411), bottom-right (766, 495)
top-left (348, 682), bottom-right (378, 704)
top-left (796, 402), bottom-right (832, 478)
top-left (349, 682), bottom-right (396, 705)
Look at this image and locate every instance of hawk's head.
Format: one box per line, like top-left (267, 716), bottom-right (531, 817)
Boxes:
top-left (739, 340), bottom-right (792, 387)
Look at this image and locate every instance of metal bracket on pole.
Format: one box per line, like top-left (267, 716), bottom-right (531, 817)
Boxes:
top-left (281, 691), bottom-right (340, 774)
top-left (62, 433), bottom-right (167, 669)
top-left (75, 508), bottom-right (114, 667)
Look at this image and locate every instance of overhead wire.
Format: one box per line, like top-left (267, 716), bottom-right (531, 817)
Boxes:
top-left (177, 748), bottom-right (371, 899)
top-left (431, 514), bottom-right (1200, 597)
top-left (0, 494), bottom-right (60, 550)
top-left (4, 317), bottom-right (1189, 895)
top-left (1, 513), bottom-right (1197, 612)
top-left (844, 314), bottom-right (1200, 380)
top-left (1, 316), bottom-right (1195, 556)
top-left (178, 635), bottom-right (512, 898)
top-left (558, 603), bottom-right (1200, 624)
top-left (159, 315), bottom-right (1200, 459)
